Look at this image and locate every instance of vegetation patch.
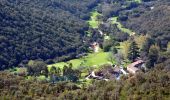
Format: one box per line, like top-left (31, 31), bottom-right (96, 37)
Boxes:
top-left (87, 11), bottom-right (102, 28)
top-left (127, 0), bottom-right (142, 3)
top-left (85, 31), bottom-right (92, 37)
top-left (111, 17), bottom-right (134, 35)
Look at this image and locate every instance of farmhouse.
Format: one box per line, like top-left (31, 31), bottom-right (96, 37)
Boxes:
top-left (127, 60), bottom-right (144, 74)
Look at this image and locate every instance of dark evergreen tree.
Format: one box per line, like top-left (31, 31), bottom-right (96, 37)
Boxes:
top-left (128, 40), bottom-right (140, 61)
top-left (62, 63), bottom-right (80, 82)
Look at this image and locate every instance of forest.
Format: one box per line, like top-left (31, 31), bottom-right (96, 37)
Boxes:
top-left (0, 0), bottom-right (98, 69)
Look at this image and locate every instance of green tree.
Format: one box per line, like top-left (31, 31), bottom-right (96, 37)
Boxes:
top-left (108, 51), bottom-right (124, 65)
top-left (141, 36), bottom-right (154, 54)
top-left (146, 45), bottom-right (159, 68)
top-left (50, 66), bottom-right (61, 83)
top-left (62, 63), bottom-right (80, 82)
top-left (27, 60), bottom-right (48, 76)
top-left (128, 40), bottom-right (140, 61)
top-left (103, 36), bottom-right (119, 52)
top-left (50, 66), bottom-right (57, 75)
top-left (50, 66), bottom-right (61, 76)
top-left (167, 42), bottom-right (170, 52)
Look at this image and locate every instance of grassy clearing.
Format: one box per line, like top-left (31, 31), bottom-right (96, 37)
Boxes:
top-left (127, 0), bottom-right (142, 3)
top-left (111, 17), bottom-right (134, 35)
top-left (87, 11), bottom-right (101, 28)
top-left (48, 52), bottom-right (112, 71)
top-left (135, 0), bottom-right (142, 3)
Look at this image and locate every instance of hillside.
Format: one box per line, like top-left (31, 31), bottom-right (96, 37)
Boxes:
top-left (123, 0), bottom-right (170, 48)
top-left (0, 0), bottom-right (100, 69)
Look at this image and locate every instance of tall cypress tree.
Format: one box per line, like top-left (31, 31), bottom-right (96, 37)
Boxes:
top-left (128, 40), bottom-right (140, 61)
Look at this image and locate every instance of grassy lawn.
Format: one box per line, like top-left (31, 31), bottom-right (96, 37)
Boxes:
top-left (111, 17), bottom-right (134, 35)
top-left (48, 52), bottom-right (112, 71)
top-left (87, 11), bottom-right (101, 28)
top-left (84, 52), bottom-right (111, 66)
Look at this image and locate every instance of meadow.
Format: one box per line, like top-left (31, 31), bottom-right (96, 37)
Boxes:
top-left (48, 52), bottom-right (112, 71)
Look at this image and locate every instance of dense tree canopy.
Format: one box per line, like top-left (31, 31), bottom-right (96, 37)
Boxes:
top-left (124, 1), bottom-right (170, 49)
top-left (0, 0), bottom-right (102, 69)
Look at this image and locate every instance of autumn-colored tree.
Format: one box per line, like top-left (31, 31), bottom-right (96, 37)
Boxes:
top-left (121, 41), bottom-right (131, 59)
top-left (134, 35), bottom-right (147, 50)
